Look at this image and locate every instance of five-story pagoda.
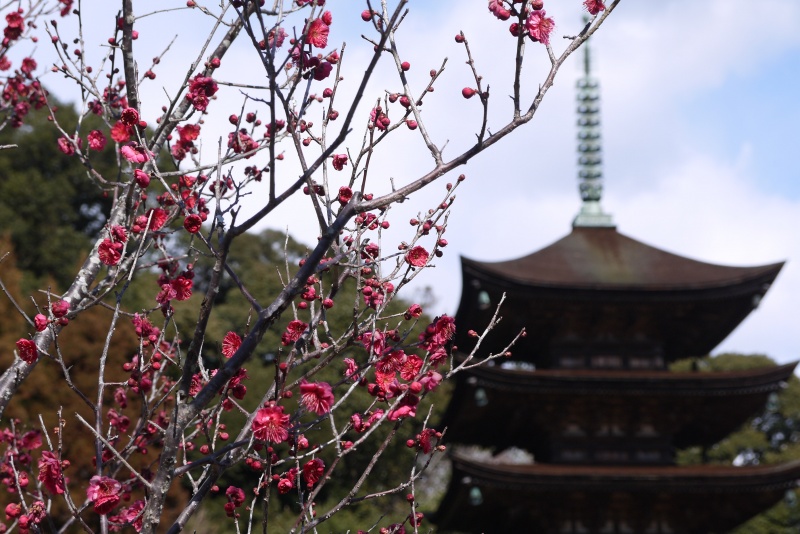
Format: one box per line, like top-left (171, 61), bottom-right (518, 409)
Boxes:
top-left (435, 43), bottom-right (800, 534)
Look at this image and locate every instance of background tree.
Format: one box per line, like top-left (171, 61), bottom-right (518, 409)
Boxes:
top-left (0, 99), bottom-right (117, 290)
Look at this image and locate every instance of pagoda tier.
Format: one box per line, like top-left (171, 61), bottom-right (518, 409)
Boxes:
top-left (436, 455), bottom-right (800, 534)
top-left (455, 227), bottom-right (783, 368)
top-left (441, 360), bottom-right (797, 463)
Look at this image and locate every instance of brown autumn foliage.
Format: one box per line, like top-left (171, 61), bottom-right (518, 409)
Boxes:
top-left (0, 236), bottom-right (187, 525)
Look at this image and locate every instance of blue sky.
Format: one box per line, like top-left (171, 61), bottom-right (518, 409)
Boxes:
top-left (33, 0), bottom-right (800, 364)
top-left (683, 51), bottom-right (800, 200)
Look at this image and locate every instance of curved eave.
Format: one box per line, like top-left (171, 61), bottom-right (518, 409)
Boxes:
top-left (460, 360), bottom-right (798, 396)
top-left (439, 362), bottom-right (797, 451)
top-left (449, 454), bottom-right (800, 492)
top-left (461, 227), bottom-right (784, 293)
top-left (435, 457), bottom-right (800, 532)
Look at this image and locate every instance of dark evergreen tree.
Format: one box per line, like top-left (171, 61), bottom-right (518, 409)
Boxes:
top-left (0, 96), bottom-right (117, 289)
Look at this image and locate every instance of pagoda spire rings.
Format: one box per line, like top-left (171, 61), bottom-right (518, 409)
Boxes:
top-left (573, 40), bottom-right (614, 228)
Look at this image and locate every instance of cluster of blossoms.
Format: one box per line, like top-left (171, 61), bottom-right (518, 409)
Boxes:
top-left (132, 207), bottom-right (167, 234)
top-left (1, 428), bottom-right (42, 492)
top-left (369, 106), bottom-right (390, 131)
top-left (249, 380), bottom-right (334, 445)
top-left (263, 117), bottom-right (286, 140)
top-left (15, 299), bottom-right (73, 364)
top-left (89, 80), bottom-right (129, 118)
top-left (271, 455), bottom-right (325, 496)
top-left (351, 315), bottom-right (451, 421)
top-left (295, 273), bottom-right (333, 311)
top-left (223, 485), bottom-right (245, 517)
top-left (252, 402), bottom-right (290, 443)
top-left (376, 91), bottom-right (422, 131)
top-left (0, 9), bottom-right (52, 128)
top-left (79, 472), bottom-right (145, 528)
top-left (5, 500), bottom-right (46, 533)
top-left (8, 390), bottom-right (151, 531)
top-left (408, 427), bottom-right (442, 455)
top-left (361, 277), bottom-right (395, 308)
top-left (418, 315), bottom-right (456, 365)
top-left (188, 355), bottom-right (250, 411)
top-left (0, 0), bottom-right (546, 529)
top-left (354, 210), bottom-right (387, 231)
top-left (108, 500), bottom-right (144, 532)
top-left (185, 74), bottom-right (218, 112)
top-left (261, 25), bottom-right (287, 49)
top-left (289, 11), bottom-right (337, 81)
top-left (171, 123), bottom-right (200, 161)
top-left (154, 260), bottom-right (194, 313)
top-left (349, 409), bottom-right (384, 433)
top-left (0, 68), bottom-right (46, 128)
top-left (0, 430), bottom-right (69, 532)
top-left (3, 10), bottom-right (26, 43)
top-left (121, 343), bottom-right (169, 396)
top-left (487, 0), bottom-right (605, 44)
top-left (98, 224), bottom-right (128, 266)
top-left (122, 315), bottom-right (176, 451)
top-left (132, 313), bottom-right (161, 346)
top-left (219, 367), bottom-right (250, 409)
top-left (55, 97), bottom-right (147, 158)
top-left (281, 319), bottom-right (308, 346)
top-left (145, 172), bottom-right (210, 234)
top-left (86, 475), bottom-right (123, 515)
top-left (109, 105), bottom-right (143, 146)
top-left (228, 128), bottom-right (259, 156)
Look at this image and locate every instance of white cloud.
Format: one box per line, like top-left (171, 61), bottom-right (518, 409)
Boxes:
top-left (611, 149), bottom-right (800, 362)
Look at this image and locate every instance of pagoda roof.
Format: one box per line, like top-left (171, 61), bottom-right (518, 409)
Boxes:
top-left (455, 227), bottom-right (784, 359)
top-left (448, 452), bottom-right (800, 491)
top-left (463, 226), bottom-right (783, 292)
top-left (436, 455), bottom-right (800, 532)
top-left (462, 359), bottom-right (797, 396)
top-left (441, 361), bottom-right (797, 451)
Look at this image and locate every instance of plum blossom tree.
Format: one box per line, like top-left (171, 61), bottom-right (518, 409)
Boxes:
top-left (0, 0), bottom-right (618, 532)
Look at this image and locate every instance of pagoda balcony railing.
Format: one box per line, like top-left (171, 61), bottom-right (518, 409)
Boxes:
top-left (549, 437), bottom-right (674, 465)
top-left (555, 353), bottom-right (666, 370)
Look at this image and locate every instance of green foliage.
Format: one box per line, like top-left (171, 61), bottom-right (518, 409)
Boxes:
top-left (670, 352), bottom-right (777, 372)
top-left (0, 96), bottom-right (118, 290)
top-left (183, 229), bottom-right (309, 359)
top-left (674, 353), bottom-right (800, 533)
top-left (729, 501), bottom-right (800, 534)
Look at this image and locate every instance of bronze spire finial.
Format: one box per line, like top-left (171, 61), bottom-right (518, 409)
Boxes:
top-left (573, 36), bottom-right (614, 228)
